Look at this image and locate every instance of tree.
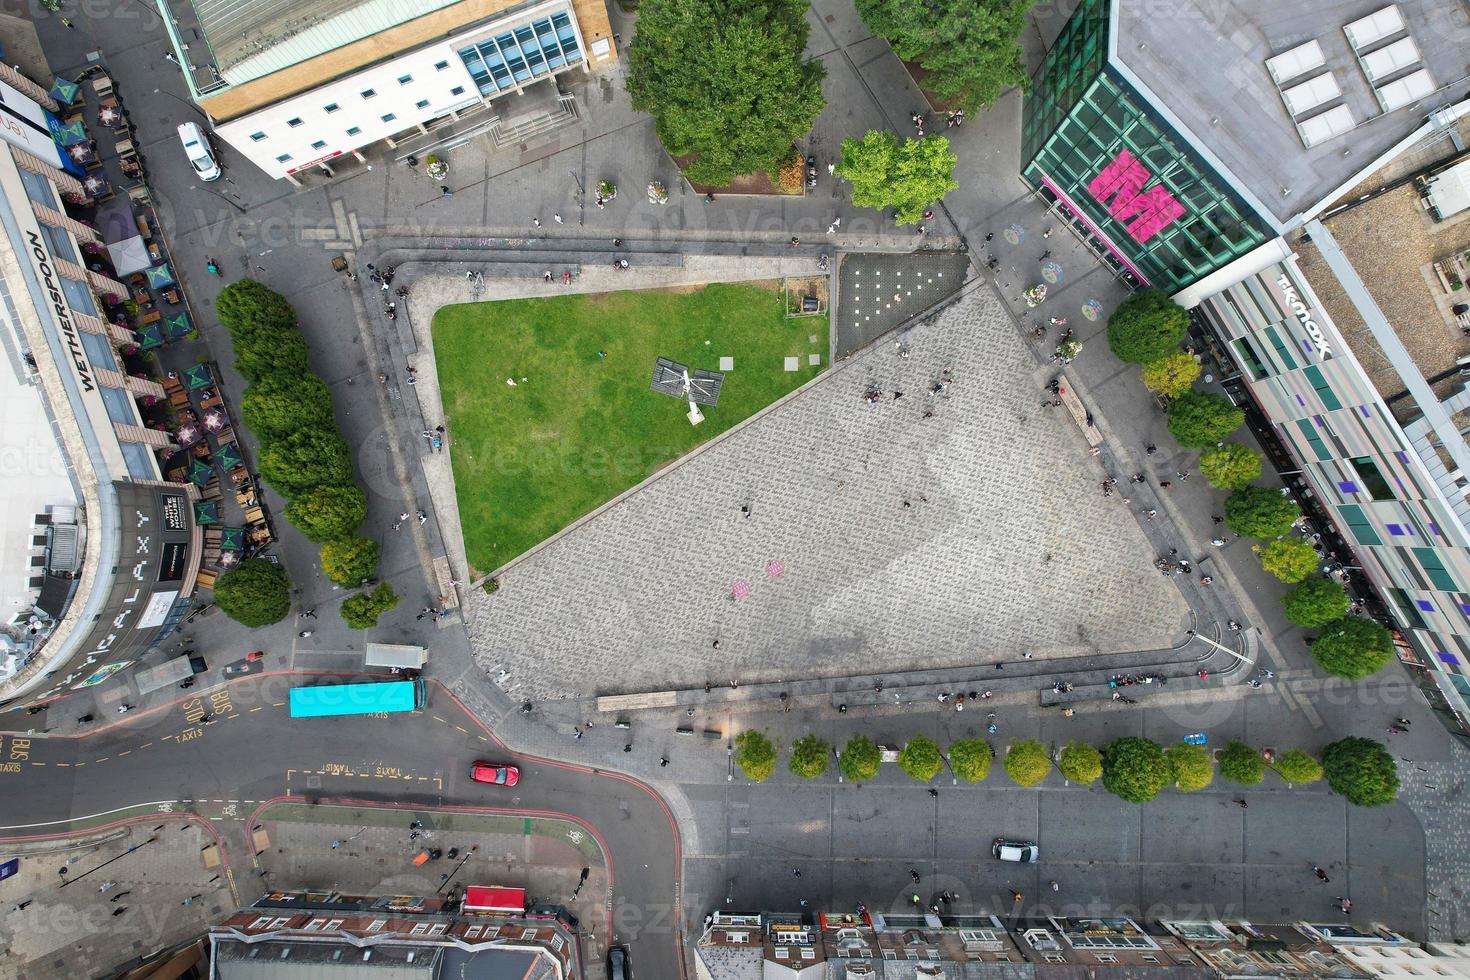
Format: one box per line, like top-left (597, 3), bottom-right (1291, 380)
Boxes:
top-left (1002, 738), bottom-right (1051, 786)
top-left (1255, 537), bottom-right (1319, 583)
top-left (1283, 576), bottom-right (1351, 628)
top-left (1312, 617), bottom-right (1394, 680)
top-left (258, 429), bottom-right (355, 498)
top-left (216, 278), bottom-right (297, 335)
top-left (283, 484), bottom-right (368, 543)
top-left (340, 582), bottom-right (399, 629)
top-left (1218, 740), bottom-right (1265, 785)
top-left (1166, 392), bottom-right (1244, 448)
top-left (1225, 486), bottom-right (1299, 539)
top-left (1273, 749), bottom-right (1324, 785)
top-left (320, 535), bottom-right (379, 587)
top-left (836, 131), bottom-right (958, 225)
top-left (948, 738), bottom-right (992, 783)
top-left (839, 735), bottom-right (881, 783)
top-left (240, 374), bottom-right (336, 441)
top-left (788, 734), bottom-right (830, 779)
top-left (1199, 443), bottom-right (1262, 491)
top-left (897, 735), bottom-right (943, 782)
top-left (1322, 736), bottom-right (1399, 806)
top-left (214, 558), bottom-right (290, 628)
top-left (1057, 740), bottom-right (1102, 784)
top-left (1102, 737), bottom-right (1171, 803)
top-left (1105, 289), bottom-right (1189, 364)
top-left (626, 0), bottom-right (826, 186)
top-left (1164, 743), bottom-right (1213, 792)
top-left (1139, 351), bottom-right (1200, 398)
top-left (734, 730), bottom-right (778, 782)
top-left (233, 323), bottom-right (311, 382)
top-left (854, 0), bottom-right (1035, 111)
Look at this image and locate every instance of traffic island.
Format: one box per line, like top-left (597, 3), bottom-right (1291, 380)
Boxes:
top-left (247, 801), bottom-right (610, 950)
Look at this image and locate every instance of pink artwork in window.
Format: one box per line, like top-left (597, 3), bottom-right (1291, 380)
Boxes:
top-left (1086, 149), bottom-right (1186, 244)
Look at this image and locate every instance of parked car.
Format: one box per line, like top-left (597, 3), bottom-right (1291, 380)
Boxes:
top-left (607, 945), bottom-right (631, 980)
top-left (469, 760), bottom-right (520, 786)
top-left (992, 838), bottom-right (1039, 863)
top-left (177, 122), bottom-right (220, 181)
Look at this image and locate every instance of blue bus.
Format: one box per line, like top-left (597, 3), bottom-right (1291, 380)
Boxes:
top-left (288, 677), bottom-right (427, 718)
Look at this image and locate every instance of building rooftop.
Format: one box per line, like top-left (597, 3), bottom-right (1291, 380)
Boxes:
top-left (1116, 0), bottom-right (1470, 226)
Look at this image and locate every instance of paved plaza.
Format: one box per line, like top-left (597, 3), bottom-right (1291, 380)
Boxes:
top-left (465, 281), bottom-right (1190, 700)
top-left (837, 252), bottom-right (972, 356)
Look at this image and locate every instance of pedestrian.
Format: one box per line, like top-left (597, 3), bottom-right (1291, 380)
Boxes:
top-left (827, 162), bottom-right (835, 175)
top-left (1211, 537), bottom-right (1226, 546)
top-left (1177, 470), bottom-right (1190, 481)
top-left (1212, 515), bottom-right (1224, 524)
top-left (1009, 889), bottom-right (1022, 903)
top-left (1388, 725), bottom-right (1405, 735)
top-left (13, 900), bottom-right (31, 911)
top-left (792, 868), bottom-right (802, 878)
top-left (110, 891), bottom-right (130, 902)
top-left (1050, 880), bottom-right (1059, 892)
top-left (1199, 575), bottom-right (1213, 585)
top-left (928, 788), bottom-right (938, 798)
top-left (659, 757), bottom-right (669, 767)
top-left (533, 217), bottom-right (541, 228)
top-left (298, 630), bottom-right (314, 638)
top-left (417, 510), bottom-right (427, 525)
top-left (1397, 717), bottom-right (1411, 727)
top-left (790, 237), bottom-right (800, 248)
top-left (164, 51), bottom-right (179, 64)
top-left (416, 610), bottom-right (428, 621)
top-left (391, 521), bottom-right (402, 531)
top-left (1145, 444), bottom-right (1157, 455)
top-left (1022, 651), bottom-right (1033, 659)
top-left (1159, 480), bottom-right (1173, 489)
top-left (910, 869), bottom-right (921, 883)
top-left (302, 609), bottom-right (316, 619)
top-left (1232, 798), bottom-right (1248, 809)
top-left (112, 907), bottom-right (127, 916)
top-left (572, 727), bottom-right (583, 739)
top-left (432, 436), bottom-right (443, 452)
top-left (554, 213), bottom-right (563, 223)
top-left (400, 512), bottom-right (409, 522)
top-left (441, 185), bottom-right (452, 197)
top-left (331, 840), bottom-right (341, 850)
top-left (984, 232), bottom-right (994, 242)
top-left (1313, 865), bottom-right (1330, 882)
top-left (61, 17), bottom-right (75, 28)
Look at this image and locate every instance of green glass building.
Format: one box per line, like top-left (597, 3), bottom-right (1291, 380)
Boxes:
top-left (1020, 0), bottom-right (1275, 293)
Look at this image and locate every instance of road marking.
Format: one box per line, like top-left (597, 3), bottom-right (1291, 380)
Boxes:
top-left (454, 725), bottom-right (468, 734)
top-left (30, 762), bottom-right (44, 767)
top-left (95, 757), bottom-right (109, 763)
top-left (0, 799), bottom-right (186, 830)
top-left (54, 762), bottom-right (69, 768)
top-left (139, 742), bottom-right (153, 749)
top-left (117, 750), bottom-right (131, 757)
top-left (250, 707), bottom-right (264, 713)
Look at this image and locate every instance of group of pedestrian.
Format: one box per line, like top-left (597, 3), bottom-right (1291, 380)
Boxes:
top-left (421, 424), bottom-right (446, 453)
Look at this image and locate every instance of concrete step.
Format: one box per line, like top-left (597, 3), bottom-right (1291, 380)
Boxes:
top-left (489, 97), bottom-right (579, 148)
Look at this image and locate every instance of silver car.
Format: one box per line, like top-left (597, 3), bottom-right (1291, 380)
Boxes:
top-left (992, 838), bottom-right (1039, 863)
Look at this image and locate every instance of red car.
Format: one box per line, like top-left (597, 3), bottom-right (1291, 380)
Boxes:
top-left (470, 761), bottom-right (520, 786)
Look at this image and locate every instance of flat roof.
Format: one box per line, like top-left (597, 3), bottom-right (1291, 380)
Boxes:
top-left (1116, 0), bottom-right (1470, 225)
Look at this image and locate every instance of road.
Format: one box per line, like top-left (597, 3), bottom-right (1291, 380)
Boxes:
top-left (0, 674), bottom-right (685, 980)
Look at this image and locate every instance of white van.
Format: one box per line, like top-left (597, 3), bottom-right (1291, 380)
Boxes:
top-left (177, 122), bottom-right (220, 181)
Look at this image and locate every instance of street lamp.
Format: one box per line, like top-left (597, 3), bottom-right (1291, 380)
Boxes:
top-left (1185, 629), bottom-right (1253, 666)
top-left (152, 88), bottom-right (209, 123)
top-left (192, 183), bottom-right (247, 215)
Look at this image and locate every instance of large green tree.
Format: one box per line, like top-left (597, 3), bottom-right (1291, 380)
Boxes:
top-left (1057, 740), bottom-right (1102, 784)
top-left (216, 278), bottom-right (297, 335)
top-left (1102, 737), bottom-right (1170, 803)
top-left (897, 735), bottom-right (943, 782)
top-left (836, 131), bottom-right (958, 225)
top-left (214, 558), bottom-right (290, 628)
top-left (1106, 289), bottom-right (1189, 364)
top-left (1218, 740), bottom-right (1265, 785)
top-left (1140, 351), bottom-right (1200, 398)
top-left (1199, 443), bottom-right (1261, 491)
top-left (283, 485), bottom-right (368, 543)
top-left (855, 0), bottom-right (1034, 111)
top-left (1224, 486), bottom-right (1299, 539)
top-left (1164, 743), bottom-right (1213, 792)
top-left (626, 0), bottom-right (826, 186)
top-left (1283, 576), bottom-right (1351, 627)
top-left (215, 279), bottom-right (309, 380)
top-left (735, 730), bottom-right (778, 782)
top-left (1322, 737), bottom-right (1399, 806)
top-left (839, 735), bottom-right (881, 782)
top-left (240, 374), bottom-right (337, 442)
top-left (258, 429), bottom-right (355, 498)
top-left (1312, 617), bottom-right (1395, 680)
top-left (1256, 538), bottom-right (1319, 583)
top-left (1273, 749), bottom-right (1324, 785)
top-left (340, 582), bottom-right (399, 630)
top-left (1166, 392), bottom-right (1244, 448)
top-left (948, 738), bottom-right (992, 783)
top-left (320, 535), bottom-right (380, 587)
top-left (1004, 739), bottom-right (1052, 786)
top-left (788, 734), bottom-right (830, 779)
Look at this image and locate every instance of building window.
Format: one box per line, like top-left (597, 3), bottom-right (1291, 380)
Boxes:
top-left (398, 74), bottom-right (413, 85)
top-left (1232, 337), bottom-right (1271, 380)
top-left (451, 86), bottom-right (465, 96)
top-left (286, 117), bottom-right (304, 127)
top-left (1417, 599), bottom-right (1435, 612)
top-left (435, 60), bottom-right (450, 70)
top-left (415, 99), bottom-right (430, 109)
top-left (276, 153), bottom-right (292, 163)
top-left (1303, 364), bottom-right (1343, 411)
top-left (381, 113), bottom-right (397, 123)
top-left (249, 131), bottom-right (267, 141)
top-left (1350, 457), bottom-right (1393, 500)
top-left (324, 102), bottom-right (340, 113)
top-left (310, 140), bottom-right (327, 149)
top-left (1337, 503), bottom-right (1381, 545)
top-left (1386, 523), bottom-right (1408, 536)
top-left (1389, 589), bottom-right (1428, 630)
top-left (1441, 651), bottom-right (1463, 666)
top-left (1264, 326), bottom-right (1298, 371)
top-left (1415, 548), bottom-right (1460, 592)
top-left (1337, 480), bottom-right (1360, 495)
top-left (361, 88), bottom-right (377, 99)
top-left (1294, 418), bottom-right (1333, 461)
top-left (346, 126), bottom-right (362, 136)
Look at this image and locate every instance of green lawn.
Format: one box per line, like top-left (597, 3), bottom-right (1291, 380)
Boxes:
top-left (433, 282), bottom-right (828, 572)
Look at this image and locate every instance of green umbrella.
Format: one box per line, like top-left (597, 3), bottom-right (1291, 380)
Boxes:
top-left (192, 499), bottom-right (219, 525)
top-left (219, 527), bottom-right (245, 551)
top-left (49, 78), bottom-right (80, 104)
top-left (136, 322), bottom-right (164, 350)
top-left (48, 116), bottom-right (86, 146)
top-left (144, 263), bottom-right (176, 289)
top-left (163, 311), bottom-right (191, 342)
top-left (183, 363), bottom-right (212, 390)
top-left (215, 443), bottom-right (242, 473)
top-left (187, 458), bottom-right (213, 487)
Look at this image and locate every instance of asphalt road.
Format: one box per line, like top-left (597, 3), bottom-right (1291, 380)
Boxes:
top-left (0, 675), bottom-right (685, 980)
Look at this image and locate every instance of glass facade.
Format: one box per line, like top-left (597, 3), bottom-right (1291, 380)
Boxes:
top-left (458, 11), bottom-right (582, 96)
top-left (1020, 0), bottom-right (1273, 293)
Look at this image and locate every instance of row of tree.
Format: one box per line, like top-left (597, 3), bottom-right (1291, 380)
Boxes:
top-left (733, 730), bottom-right (1398, 806)
top-left (1106, 291), bottom-right (1395, 681)
top-left (625, 0), bottom-right (1030, 191)
top-left (211, 280), bottom-right (396, 629)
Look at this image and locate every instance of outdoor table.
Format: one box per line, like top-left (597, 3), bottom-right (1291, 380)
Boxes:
top-left (139, 309), bottom-right (162, 326)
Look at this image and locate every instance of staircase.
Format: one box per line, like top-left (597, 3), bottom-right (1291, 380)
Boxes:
top-left (488, 94), bottom-right (580, 148)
